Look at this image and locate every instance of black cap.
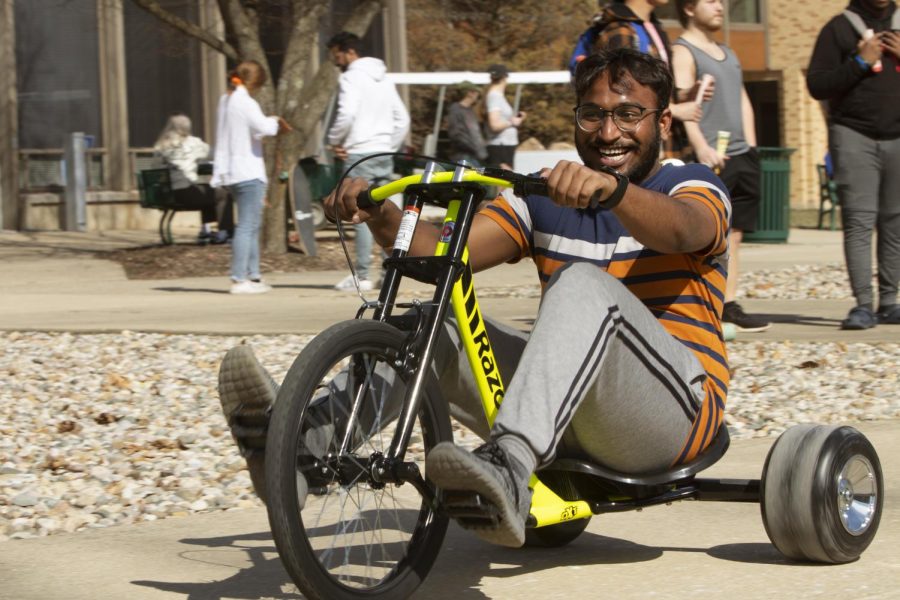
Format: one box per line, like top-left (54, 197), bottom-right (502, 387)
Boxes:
top-left (487, 64), bottom-right (509, 80)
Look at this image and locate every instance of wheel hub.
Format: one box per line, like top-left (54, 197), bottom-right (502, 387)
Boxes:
top-left (837, 454), bottom-right (878, 536)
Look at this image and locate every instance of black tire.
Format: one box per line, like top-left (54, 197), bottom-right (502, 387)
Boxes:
top-left (266, 320), bottom-right (452, 599)
top-left (524, 517), bottom-right (591, 548)
top-left (760, 424), bottom-right (882, 563)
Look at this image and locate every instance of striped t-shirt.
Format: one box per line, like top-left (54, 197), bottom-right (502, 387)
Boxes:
top-left (482, 162), bottom-right (731, 463)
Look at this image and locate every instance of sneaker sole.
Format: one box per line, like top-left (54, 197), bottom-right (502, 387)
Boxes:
top-left (427, 442), bottom-right (526, 547)
top-left (841, 322), bottom-right (876, 331)
top-left (218, 346), bottom-right (280, 503)
top-left (729, 323), bottom-right (772, 333)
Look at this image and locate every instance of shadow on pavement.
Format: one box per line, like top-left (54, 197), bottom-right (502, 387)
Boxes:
top-left (129, 525), bottom-right (798, 599)
top-left (132, 531), bottom-right (302, 599)
top-left (153, 286), bottom-right (230, 294)
top-left (753, 312), bottom-right (840, 327)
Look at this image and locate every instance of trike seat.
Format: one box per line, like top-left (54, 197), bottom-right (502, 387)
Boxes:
top-left (539, 423), bottom-right (731, 503)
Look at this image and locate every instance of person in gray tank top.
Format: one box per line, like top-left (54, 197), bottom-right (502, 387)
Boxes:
top-left (672, 0), bottom-right (771, 333)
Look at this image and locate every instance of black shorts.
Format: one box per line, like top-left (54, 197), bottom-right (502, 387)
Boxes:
top-left (719, 148), bottom-right (760, 232)
top-left (486, 145), bottom-right (516, 169)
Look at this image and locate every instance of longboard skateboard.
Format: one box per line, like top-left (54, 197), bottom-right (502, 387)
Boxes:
top-left (287, 161), bottom-right (318, 257)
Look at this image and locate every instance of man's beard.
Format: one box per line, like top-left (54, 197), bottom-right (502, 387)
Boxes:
top-left (576, 123), bottom-right (662, 185)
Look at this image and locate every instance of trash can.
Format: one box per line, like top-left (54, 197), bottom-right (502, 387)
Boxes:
top-left (300, 158), bottom-right (342, 200)
top-left (744, 146), bottom-right (796, 243)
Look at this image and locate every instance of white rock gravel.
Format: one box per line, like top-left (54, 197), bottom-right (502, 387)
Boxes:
top-left (449, 262), bottom-right (858, 301)
top-left (1, 329), bottom-right (898, 542)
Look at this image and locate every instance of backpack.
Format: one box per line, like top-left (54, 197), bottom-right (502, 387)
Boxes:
top-left (842, 8), bottom-right (900, 36)
top-left (569, 24), bottom-right (603, 76)
top-left (568, 15), bottom-right (661, 76)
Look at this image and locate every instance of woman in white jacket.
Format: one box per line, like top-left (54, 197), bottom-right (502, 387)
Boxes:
top-left (211, 60), bottom-right (290, 295)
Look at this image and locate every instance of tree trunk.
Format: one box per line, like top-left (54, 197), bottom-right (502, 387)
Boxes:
top-left (261, 0), bottom-right (386, 253)
top-left (129, 0), bottom-right (388, 254)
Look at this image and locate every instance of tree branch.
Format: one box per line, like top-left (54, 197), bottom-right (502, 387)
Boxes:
top-left (129, 0), bottom-right (238, 61)
top-left (277, 0), bottom-right (329, 115)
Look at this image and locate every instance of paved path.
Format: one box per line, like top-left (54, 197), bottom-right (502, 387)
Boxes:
top-left (0, 228), bottom-right (895, 342)
top-left (1, 421), bottom-right (896, 599)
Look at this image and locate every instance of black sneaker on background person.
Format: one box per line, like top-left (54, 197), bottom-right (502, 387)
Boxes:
top-left (722, 301), bottom-right (771, 333)
top-left (841, 305), bottom-right (878, 330)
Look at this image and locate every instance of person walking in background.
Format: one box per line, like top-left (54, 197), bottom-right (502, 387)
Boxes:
top-left (807, 0), bottom-right (900, 330)
top-left (484, 64), bottom-right (525, 170)
top-left (154, 114), bottom-right (232, 245)
top-left (672, 0), bottom-right (771, 333)
top-left (446, 81), bottom-right (488, 166)
top-left (326, 31), bottom-right (411, 292)
top-left (211, 60), bottom-right (291, 295)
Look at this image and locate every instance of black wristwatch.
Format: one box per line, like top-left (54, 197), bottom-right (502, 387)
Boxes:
top-left (589, 165), bottom-right (629, 210)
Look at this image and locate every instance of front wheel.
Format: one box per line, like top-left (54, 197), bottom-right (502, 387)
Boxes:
top-left (265, 320), bottom-right (452, 599)
top-left (760, 424), bottom-right (882, 563)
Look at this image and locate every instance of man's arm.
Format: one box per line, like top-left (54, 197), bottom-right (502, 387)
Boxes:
top-left (325, 178), bottom-right (520, 272)
top-left (544, 161), bottom-right (718, 255)
top-left (327, 74), bottom-right (358, 146)
top-left (807, 21), bottom-right (881, 100)
top-left (741, 87), bottom-right (756, 147)
top-left (390, 88), bottom-right (411, 151)
top-left (671, 44), bottom-right (723, 169)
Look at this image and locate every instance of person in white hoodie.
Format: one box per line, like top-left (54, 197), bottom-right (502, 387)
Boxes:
top-left (211, 60), bottom-right (291, 295)
top-left (326, 31), bottom-right (410, 292)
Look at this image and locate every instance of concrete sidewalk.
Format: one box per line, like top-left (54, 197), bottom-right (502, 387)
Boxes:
top-left (0, 227), bottom-right (894, 342)
top-left (1, 420), bottom-right (896, 599)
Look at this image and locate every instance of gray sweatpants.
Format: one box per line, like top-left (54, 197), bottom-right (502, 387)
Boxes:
top-left (830, 124), bottom-right (900, 309)
top-left (435, 262), bottom-right (706, 474)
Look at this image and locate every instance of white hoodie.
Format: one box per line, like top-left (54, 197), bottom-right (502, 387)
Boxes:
top-left (327, 57), bottom-right (410, 154)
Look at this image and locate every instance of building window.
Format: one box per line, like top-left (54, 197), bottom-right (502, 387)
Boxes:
top-left (124, 0), bottom-right (204, 148)
top-left (15, 2), bottom-right (102, 149)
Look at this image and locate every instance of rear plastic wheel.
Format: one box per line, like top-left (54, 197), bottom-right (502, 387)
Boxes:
top-left (760, 424), bottom-right (882, 563)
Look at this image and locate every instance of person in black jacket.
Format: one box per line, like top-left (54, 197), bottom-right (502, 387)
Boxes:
top-left (446, 82), bottom-right (488, 166)
top-left (807, 0), bottom-right (900, 329)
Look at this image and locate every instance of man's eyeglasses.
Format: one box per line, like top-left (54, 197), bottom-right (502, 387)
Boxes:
top-left (574, 104), bottom-right (662, 133)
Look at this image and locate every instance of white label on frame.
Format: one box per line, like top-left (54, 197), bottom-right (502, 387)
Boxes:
top-left (394, 208), bottom-right (420, 252)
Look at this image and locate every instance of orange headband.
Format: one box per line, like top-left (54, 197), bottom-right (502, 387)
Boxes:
top-left (230, 75), bottom-right (242, 87)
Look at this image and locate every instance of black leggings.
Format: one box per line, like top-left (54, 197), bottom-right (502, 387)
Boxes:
top-left (173, 185), bottom-right (218, 226)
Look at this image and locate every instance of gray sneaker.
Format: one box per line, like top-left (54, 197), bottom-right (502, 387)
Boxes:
top-left (426, 441), bottom-right (532, 547)
top-left (218, 345), bottom-right (280, 503)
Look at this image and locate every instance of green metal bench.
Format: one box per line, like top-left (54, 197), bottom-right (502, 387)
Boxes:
top-left (816, 163), bottom-right (839, 231)
top-left (136, 167), bottom-right (190, 245)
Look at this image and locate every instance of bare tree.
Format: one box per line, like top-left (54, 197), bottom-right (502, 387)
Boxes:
top-left (130, 0), bottom-right (386, 252)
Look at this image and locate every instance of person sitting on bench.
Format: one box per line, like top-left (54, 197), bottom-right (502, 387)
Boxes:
top-left (154, 114), bottom-right (232, 244)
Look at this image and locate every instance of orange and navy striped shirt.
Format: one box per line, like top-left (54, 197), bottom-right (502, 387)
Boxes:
top-left (482, 162), bottom-right (731, 463)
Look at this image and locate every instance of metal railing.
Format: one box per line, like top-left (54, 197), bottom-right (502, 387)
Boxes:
top-left (18, 147), bottom-right (162, 192)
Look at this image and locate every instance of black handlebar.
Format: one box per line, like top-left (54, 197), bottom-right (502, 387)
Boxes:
top-left (356, 188), bottom-right (375, 209)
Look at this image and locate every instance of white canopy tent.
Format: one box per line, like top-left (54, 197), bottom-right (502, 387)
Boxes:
top-left (385, 71), bottom-right (573, 158)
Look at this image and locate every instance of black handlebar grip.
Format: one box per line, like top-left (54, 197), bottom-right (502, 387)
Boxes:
top-left (513, 176), bottom-right (549, 198)
top-left (356, 186), bottom-right (376, 209)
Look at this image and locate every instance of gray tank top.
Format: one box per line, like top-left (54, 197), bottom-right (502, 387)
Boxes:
top-left (673, 38), bottom-right (750, 156)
